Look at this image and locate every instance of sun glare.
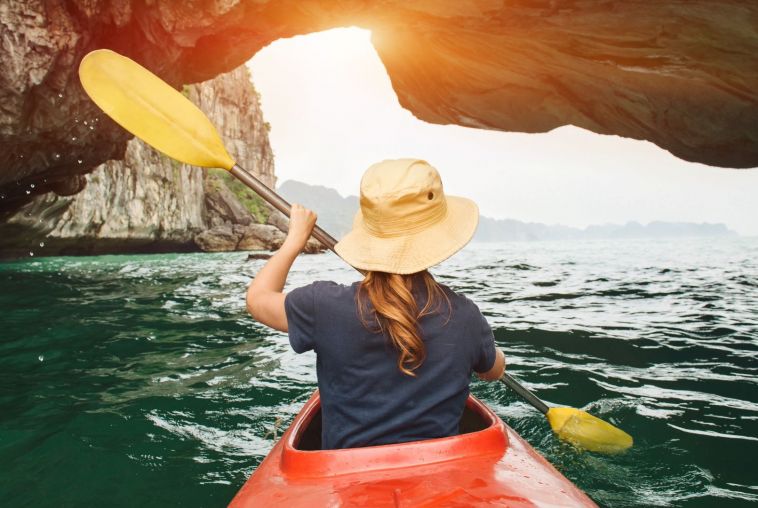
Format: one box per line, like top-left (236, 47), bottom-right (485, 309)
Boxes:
top-left (248, 28), bottom-right (758, 235)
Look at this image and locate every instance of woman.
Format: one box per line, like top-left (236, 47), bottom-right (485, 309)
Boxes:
top-left (246, 158), bottom-right (506, 450)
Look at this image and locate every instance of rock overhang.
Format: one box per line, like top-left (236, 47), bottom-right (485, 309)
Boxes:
top-left (1, 0), bottom-right (756, 213)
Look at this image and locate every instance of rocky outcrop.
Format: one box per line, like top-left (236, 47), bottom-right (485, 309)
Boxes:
top-left (0, 66), bottom-right (281, 258)
top-left (194, 223), bottom-right (285, 253)
top-left (195, 223), bottom-right (323, 254)
top-left (0, 137), bottom-right (206, 257)
top-left (1, 1), bottom-right (756, 217)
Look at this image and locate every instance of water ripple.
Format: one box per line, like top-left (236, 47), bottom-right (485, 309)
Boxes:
top-left (1, 238), bottom-right (757, 507)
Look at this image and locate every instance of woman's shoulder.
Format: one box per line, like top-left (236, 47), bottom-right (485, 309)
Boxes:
top-left (286, 280), bottom-right (359, 320)
top-left (437, 282), bottom-right (477, 304)
top-left (435, 284), bottom-right (491, 342)
top-left (294, 280), bottom-right (359, 299)
top-left (436, 283), bottom-right (484, 316)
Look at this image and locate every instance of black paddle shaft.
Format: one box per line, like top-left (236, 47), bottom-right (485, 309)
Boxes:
top-left (500, 373), bottom-right (550, 414)
top-left (232, 163), bottom-right (551, 416)
top-left (230, 164), bottom-right (339, 251)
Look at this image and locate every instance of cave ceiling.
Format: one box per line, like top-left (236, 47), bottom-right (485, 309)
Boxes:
top-left (1, 0), bottom-right (756, 212)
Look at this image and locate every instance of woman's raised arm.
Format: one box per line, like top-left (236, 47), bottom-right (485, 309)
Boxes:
top-left (246, 204), bottom-right (317, 332)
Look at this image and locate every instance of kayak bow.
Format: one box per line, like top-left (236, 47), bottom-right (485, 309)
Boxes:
top-left (228, 391), bottom-right (597, 507)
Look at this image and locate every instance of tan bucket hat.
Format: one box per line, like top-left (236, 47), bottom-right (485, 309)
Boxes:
top-left (334, 158), bottom-right (479, 274)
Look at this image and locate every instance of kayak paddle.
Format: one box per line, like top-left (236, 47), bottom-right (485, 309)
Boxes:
top-left (78, 49), bottom-right (633, 454)
top-left (501, 374), bottom-right (631, 453)
top-left (78, 49), bottom-right (338, 251)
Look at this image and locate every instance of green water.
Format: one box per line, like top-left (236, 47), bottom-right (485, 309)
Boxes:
top-left (1, 238), bottom-right (757, 507)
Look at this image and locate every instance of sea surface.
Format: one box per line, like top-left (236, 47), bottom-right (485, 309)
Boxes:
top-left (1, 237), bottom-right (757, 507)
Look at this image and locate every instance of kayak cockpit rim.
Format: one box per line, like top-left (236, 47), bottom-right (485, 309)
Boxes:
top-left (279, 391), bottom-right (509, 478)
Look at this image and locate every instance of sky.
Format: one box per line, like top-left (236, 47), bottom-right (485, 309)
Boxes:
top-left (247, 27), bottom-right (758, 236)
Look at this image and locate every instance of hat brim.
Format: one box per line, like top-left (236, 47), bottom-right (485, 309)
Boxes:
top-left (334, 196), bottom-right (479, 274)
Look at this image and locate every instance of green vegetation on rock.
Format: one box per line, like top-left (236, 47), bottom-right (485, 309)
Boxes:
top-left (207, 169), bottom-right (270, 223)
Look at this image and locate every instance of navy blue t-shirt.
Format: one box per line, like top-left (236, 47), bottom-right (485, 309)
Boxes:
top-left (284, 280), bottom-right (497, 450)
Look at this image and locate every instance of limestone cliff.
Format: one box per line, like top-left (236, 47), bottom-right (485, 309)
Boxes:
top-left (0, 66), bottom-right (281, 258)
top-left (190, 66), bottom-right (275, 191)
top-left (1, 1), bottom-right (756, 218)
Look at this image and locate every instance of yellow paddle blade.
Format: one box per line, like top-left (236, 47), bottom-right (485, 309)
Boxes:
top-left (546, 407), bottom-right (633, 454)
top-left (78, 49), bottom-right (235, 170)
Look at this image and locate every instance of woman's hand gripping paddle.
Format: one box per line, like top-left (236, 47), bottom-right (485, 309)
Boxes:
top-left (78, 49), bottom-right (633, 454)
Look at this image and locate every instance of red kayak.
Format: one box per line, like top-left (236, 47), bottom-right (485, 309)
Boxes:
top-left (229, 391), bottom-right (597, 507)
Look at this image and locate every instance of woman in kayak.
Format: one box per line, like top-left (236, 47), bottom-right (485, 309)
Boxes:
top-left (246, 158), bottom-right (506, 450)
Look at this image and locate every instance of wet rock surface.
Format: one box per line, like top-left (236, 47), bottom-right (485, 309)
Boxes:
top-left (247, 252), bottom-right (271, 261)
top-left (195, 223), bottom-right (323, 254)
top-left (194, 223), bottom-right (284, 253)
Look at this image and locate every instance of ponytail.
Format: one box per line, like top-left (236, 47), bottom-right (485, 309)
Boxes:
top-left (356, 270), bottom-right (450, 376)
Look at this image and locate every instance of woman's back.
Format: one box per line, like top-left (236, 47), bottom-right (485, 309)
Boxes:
top-left (246, 158), bottom-right (504, 451)
top-left (285, 279), bottom-right (495, 450)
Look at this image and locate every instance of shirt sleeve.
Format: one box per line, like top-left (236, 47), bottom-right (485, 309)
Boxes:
top-left (284, 283), bottom-right (317, 353)
top-left (472, 309), bottom-right (497, 374)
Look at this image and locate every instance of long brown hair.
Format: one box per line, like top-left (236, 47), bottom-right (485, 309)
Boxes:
top-left (356, 270), bottom-right (450, 376)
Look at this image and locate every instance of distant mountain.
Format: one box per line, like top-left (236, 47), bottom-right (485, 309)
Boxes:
top-left (278, 180), bottom-right (359, 238)
top-left (476, 217), bottom-right (737, 241)
top-left (278, 180), bottom-right (738, 241)
top-left (583, 221), bottom-right (736, 239)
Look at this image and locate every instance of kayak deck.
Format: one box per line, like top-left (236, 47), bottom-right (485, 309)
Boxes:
top-left (229, 391), bottom-right (596, 507)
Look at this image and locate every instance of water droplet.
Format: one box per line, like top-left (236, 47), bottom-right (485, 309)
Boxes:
top-left (54, 153), bottom-right (60, 159)
top-left (71, 136), bottom-right (77, 141)
top-left (39, 241), bottom-right (45, 247)
top-left (57, 93), bottom-right (63, 98)
top-left (29, 251), bottom-right (34, 257)
top-left (30, 183), bottom-right (35, 189)
top-left (38, 354), bottom-right (44, 362)
top-left (19, 154), bottom-right (24, 158)
top-left (77, 159), bottom-right (83, 164)
top-left (89, 126), bottom-right (94, 130)
top-left (83, 120), bottom-right (88, 125)
top-left (25, 190), bottom-right (30, 195)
